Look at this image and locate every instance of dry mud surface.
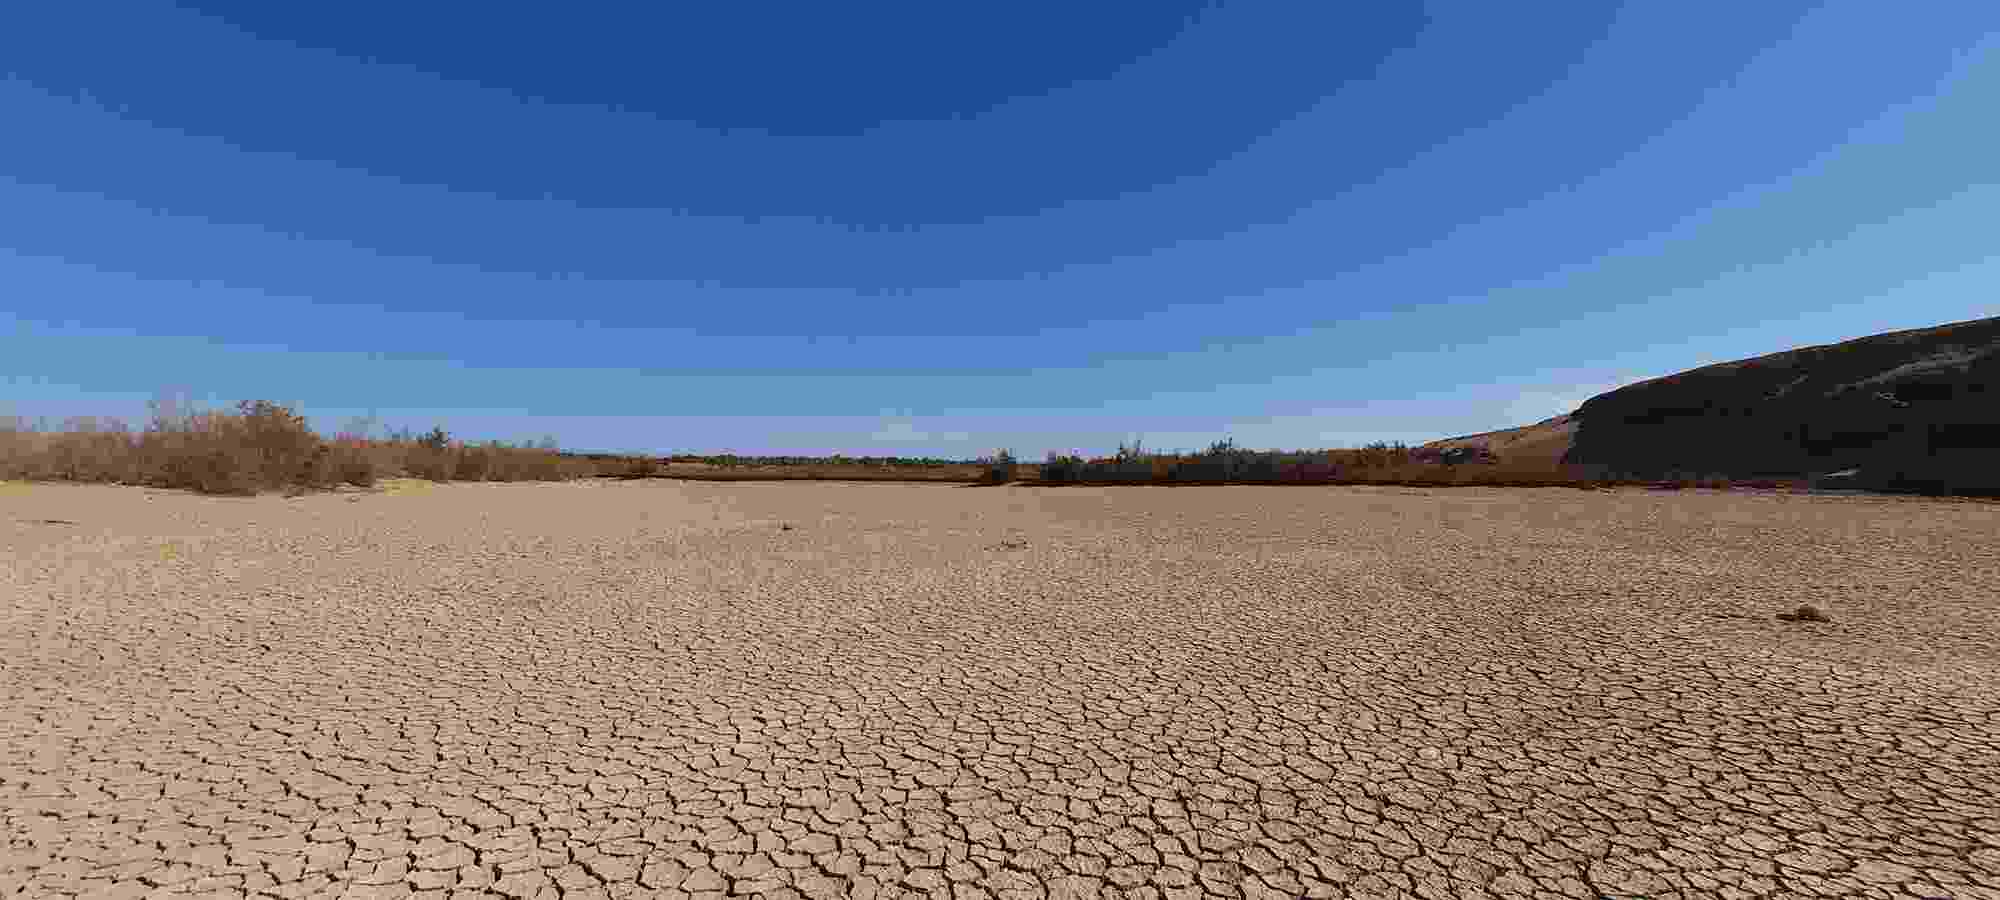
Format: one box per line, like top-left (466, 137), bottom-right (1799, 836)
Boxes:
top-left (3, 480), bottom-right (1997, 900)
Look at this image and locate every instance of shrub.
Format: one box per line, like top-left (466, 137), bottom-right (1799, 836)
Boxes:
top-left (1042, 452), bottom-right (1086, 483)
top-left (0, 399), bottom-right (599, 494)
top-left (403, 446), bottom-right (454, 482)
top-left (328, 442), bottom-right (377, 487)
top-left (236, 400), bottom-right (328, 488)
top-left (138, 402), bottom-right (321, 495)
top-left (452, 443), bottom-right (495, 482)
top-left (981, 449), bottom-right (1017, 484)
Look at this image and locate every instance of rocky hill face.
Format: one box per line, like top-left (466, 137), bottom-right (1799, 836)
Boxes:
top-left (1559, 316), bottom-right (1998, 493)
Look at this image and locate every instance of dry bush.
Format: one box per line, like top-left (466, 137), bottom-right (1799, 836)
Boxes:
top-left (326, 442), bottom-right (378, 487)
top-left (135, 400), bottom-right (348, 494)
top-left (1042, 452), bottom-right (1086, 483)
top-left (656, 463), bottom-right (986, 482)
top-left (979, 449), bottom-right (1018, 484)
top-left (1028, 441), bottom-right (1625, 489)
top-left (615, 457), bottom-right (659, 479)
top-left (1, 417), bottom-right (143, 484)
top-left (1, 400), bottom-right (592, 495)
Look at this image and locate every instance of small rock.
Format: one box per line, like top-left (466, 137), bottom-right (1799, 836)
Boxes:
top-left (1775, 604), bottom-right (1830, 623)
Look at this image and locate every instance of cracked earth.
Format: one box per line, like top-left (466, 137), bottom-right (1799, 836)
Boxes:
top-left (3, 480), bottom-right (1997, 900)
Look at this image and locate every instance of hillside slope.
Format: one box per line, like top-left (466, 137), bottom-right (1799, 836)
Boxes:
top-left (1428, 316), bottom-right (1999, 493)
top-left (1424, 415), bottom-right (1576, 465)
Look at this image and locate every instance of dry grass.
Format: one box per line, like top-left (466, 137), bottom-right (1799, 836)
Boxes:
top-left (0, 400), bottom-right (642, 495)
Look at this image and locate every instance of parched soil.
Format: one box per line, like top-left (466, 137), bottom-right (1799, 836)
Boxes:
top-left (3, 480), bottom-right (1997, 899)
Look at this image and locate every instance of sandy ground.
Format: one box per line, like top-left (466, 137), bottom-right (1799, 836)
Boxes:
top-left (2, 479), bottom-right (1997, 900)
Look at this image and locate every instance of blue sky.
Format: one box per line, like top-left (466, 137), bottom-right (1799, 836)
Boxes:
top-left (3, 2), bottom-right (1996, 457)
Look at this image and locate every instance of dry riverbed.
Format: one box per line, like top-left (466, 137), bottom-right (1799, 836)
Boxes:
top-left (3, 479), bottom-right (1997, 899)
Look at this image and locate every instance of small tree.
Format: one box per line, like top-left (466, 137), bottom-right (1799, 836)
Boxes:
top-left (982, 449), bottom-right (1017, 484)
top-left (1043, 450), bottom-right (1084, 484)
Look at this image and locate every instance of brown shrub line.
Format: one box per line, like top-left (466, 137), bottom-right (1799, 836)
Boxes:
top-left (1007, 442), bottom-right (1811, 492)
top-left (647, 465), bottom-right (985, 483)
top-left (0, 400), bottom-right (650, 496)
top-left (3, 406), bottom-right (1832, 496)
top-left (1015, 476), bottom-right (1805, 490)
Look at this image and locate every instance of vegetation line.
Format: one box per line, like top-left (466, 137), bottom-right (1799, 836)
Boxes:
top-left (0, 400), bottom-right (619, 495)
top-left (973, 440), bottom-right (1792, 491)
top-left (1, 400), bottom-right (1808, 496)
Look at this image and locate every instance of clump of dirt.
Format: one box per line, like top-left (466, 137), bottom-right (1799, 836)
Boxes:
top-left (1776, 604), bottom-right (1831, 623)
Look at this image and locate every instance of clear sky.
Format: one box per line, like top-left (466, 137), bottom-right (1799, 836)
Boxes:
top-left (4, 2), bottom-right (1996, 457)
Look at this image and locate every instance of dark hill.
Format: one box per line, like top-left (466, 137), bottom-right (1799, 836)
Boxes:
top-left (1428, 316), bottom-right (2000, 494)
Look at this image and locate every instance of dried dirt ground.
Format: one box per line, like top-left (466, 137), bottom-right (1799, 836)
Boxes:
top-left (2, 480), bottom-right (1997, 900)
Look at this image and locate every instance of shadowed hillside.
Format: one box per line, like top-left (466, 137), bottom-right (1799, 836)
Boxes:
top-left (1429, 317), bottom-right (1998, 495)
